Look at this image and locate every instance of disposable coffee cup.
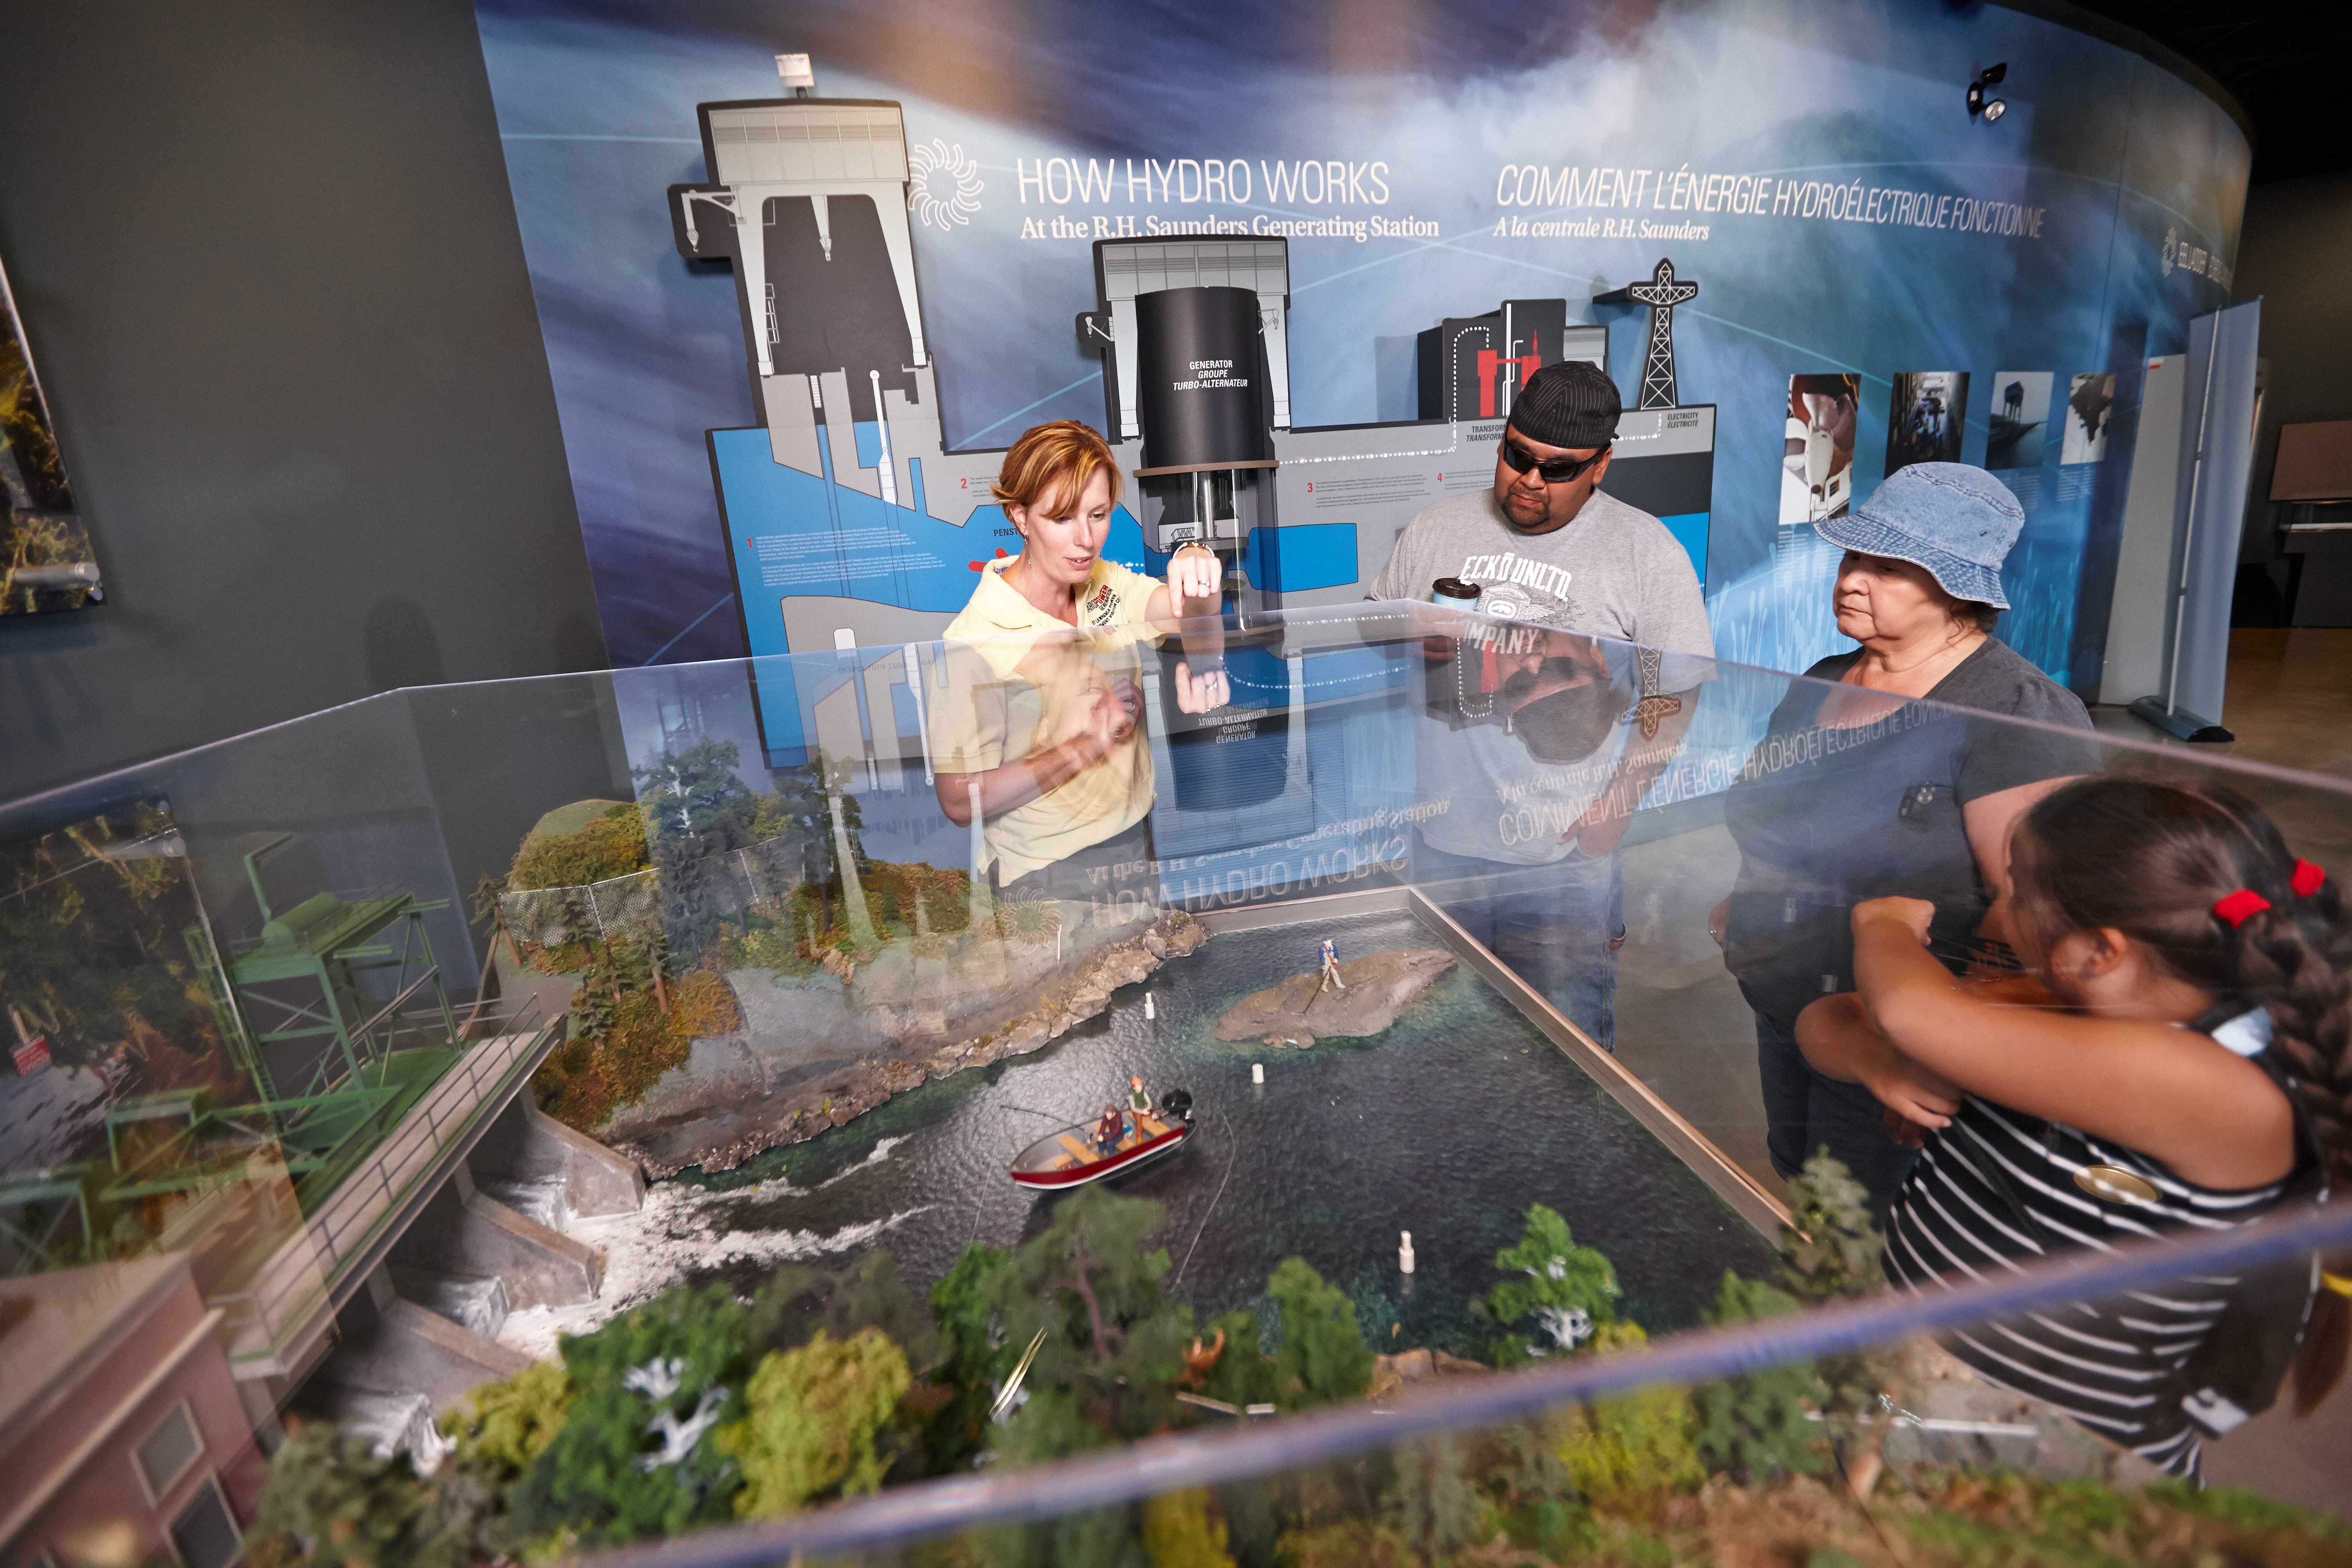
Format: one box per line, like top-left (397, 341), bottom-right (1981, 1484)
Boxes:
top-left (1431, 577), bottom-right (1482, 610)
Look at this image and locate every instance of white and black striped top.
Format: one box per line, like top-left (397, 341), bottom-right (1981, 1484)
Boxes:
top-left (1880, 1008), bottom-right (2290, 1478)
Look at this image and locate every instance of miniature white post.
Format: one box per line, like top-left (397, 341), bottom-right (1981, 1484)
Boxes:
top-left (1251, 1062), bottom-right (1264, 1085)
top-left (828, 785), bottom-right (879, 950)
top-left (1399, 1230), bottom-right (1416, 1275)
top-left (1144, 992), bottom-right (1156, 1020)
top-left (966, 779), bottom-right (991, 932)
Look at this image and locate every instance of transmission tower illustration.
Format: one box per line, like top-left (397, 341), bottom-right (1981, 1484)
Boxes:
top-left (1597, 258), bottom-right (1700, 410)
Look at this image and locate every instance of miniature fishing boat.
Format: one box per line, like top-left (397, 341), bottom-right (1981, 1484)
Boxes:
top-left (1009, 1089), bottom-right (1193, 1189)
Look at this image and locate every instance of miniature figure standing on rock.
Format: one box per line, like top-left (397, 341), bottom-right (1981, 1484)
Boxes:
top-left (1215, 947), bottom-right (1455, 1047)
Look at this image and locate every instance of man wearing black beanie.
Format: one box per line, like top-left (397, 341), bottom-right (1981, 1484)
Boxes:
top-left (1367, 359), bottom-right (1712, 1051)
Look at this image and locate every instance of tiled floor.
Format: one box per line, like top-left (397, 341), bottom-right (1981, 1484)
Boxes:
top-left (2092, 627), bottom-right (2352, 878)
top-left (1612, 629), bottom-right (2352, 1513)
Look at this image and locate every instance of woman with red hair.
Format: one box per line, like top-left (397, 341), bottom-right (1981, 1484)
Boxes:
top-left (929, 420), bottom-right (1225, 907)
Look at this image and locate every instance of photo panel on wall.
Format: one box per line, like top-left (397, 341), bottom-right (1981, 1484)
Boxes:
top-left (1780, 374), bottom-right (1859, 523)
top-left (1986, 371), bottom-right (2053, 470)
top-left (1885, 371), bottom-right (1968, 477)
top-left (2062, 372), bottom-right (2116, 464)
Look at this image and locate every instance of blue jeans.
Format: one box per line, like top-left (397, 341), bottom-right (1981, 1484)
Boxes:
top-left (1750, 1001), bottom-right (1918, 1220)
top-left (1411, 831), bottom-right (1623, 1051)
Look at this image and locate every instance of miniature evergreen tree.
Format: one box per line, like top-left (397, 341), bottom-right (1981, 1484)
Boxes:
top-left (1266, 1258), bottom-right (1376, 1408)
top-left (1382, 1431), bottom-right (1484, 1560)
top-left (985, 1187), bottom-right (1192, 1457)
top-left (1779, 1153), bottom-right (1883, 1303)
top-left (633, 737), bottom-right (761, 953)
top-left (927, 1241), bottom-right (1013, 1473)
top-left (1688, 1271), bottom-right (1830, 1484)
top-left (718, 1326), bottom-right (913, 1517)
top-left (747, 763), bottom-right (833, 898)
top-left (1473, 1203), bottom-right (1622, 1366)
top-left (1778, 1152), bottom-right (1893, 1416)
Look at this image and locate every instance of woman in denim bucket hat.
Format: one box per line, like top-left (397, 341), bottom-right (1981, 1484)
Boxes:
top-left (1709, 463), bottom-right (2101, 1217)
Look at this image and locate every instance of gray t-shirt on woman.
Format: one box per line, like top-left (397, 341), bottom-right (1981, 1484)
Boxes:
top-left (1367, 486), bottom-right (1715, 865)
top-left (1722, 638), bottom-right (2100, 1019)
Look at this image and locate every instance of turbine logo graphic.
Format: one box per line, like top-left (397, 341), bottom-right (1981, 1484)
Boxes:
top-left (2161, 226), bottom-right (2178, 275)
top-left (909, 139), bottom-right (983, 230)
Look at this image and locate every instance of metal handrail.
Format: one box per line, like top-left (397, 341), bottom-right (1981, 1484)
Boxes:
top-left (224, 997), bottom-right (554, 1366)
top-left (350, 966), bottom-right (443, 1047)
top-left (577, 1199), bottom-right (2352, 1568)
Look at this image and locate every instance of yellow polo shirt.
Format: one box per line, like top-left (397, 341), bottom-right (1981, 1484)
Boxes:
top-left (931, 557), bottom-right (1163, 883)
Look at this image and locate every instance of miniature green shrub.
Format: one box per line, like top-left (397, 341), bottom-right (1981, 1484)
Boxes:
top-left (252, 1420), bottom-right (499, 1568)
top-left (508, 803), bottom-right (647, 892)
top-left (446, 1359), bottom-right (573, 1480)
top-left (1474, 1202), bottom-right (1622, 1367)
top-left (1688, 1271), bottom-right (1829, 1484)
top-left (509, 1281), bottom-right (753, 1545)
top-left (532, 985), bottom-right (689, 1131)
top-left (1269, 1518), bottom-right (1418, 1568)
top-left (1140, 1487), bottom-right (1236, 1568)
top-left (1552, 1321), bottom-right (1704, 1501)
top-left (758, 1250), bottom-right (941, 1371)
top-left (993, 890), bottom-right (1063, 946)
top-left (1892, 1472), bottom-right (2352, 1566)
top-left (671, 968), bottom-right (741, 1035)
top-left (717, 1326), bottom-right (913, 1517)
top-left (1266, 1258), bottom-right (1375, 1408)
top-left (1192, 1306), bottom-right (1279, 1412)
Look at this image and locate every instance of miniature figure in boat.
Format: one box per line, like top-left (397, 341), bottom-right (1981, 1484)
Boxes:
top-left (1012, 1084), bottom-right (1194, 1189)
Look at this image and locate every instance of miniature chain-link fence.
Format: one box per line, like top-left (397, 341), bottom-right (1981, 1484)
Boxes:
top-left (499, 869), bottom-right (662, 951)
top-left (498, 832), bottom-right (824, 953)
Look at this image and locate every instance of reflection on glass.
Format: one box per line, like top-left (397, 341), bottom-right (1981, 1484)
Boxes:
top-left (0, 604), bottom-right (2346, 1567)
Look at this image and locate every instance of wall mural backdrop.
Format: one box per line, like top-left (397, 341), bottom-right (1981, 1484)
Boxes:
top-left (472, 0), bottom-right (2246, 719)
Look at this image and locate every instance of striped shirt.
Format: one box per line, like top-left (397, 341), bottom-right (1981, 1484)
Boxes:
top-left (1880, 1010), bottom-right (2290, 1478)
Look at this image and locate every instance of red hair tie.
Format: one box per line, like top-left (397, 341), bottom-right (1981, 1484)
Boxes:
top-left (2213, 889), bottom-right (2272, 928)
top-left (2291, 859), bottom-right (2327, 899)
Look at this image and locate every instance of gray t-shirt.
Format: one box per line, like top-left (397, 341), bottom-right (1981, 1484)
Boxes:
top-left (1369, 486), bottom-right (1715, 865)
top-left (1723, 639), bottom-right (2100, 1019)
top-left (1369, 486), bottom-right (1715, 660)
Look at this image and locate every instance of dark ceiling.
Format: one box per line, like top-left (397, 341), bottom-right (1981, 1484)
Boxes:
top-left (2056, 0), bottom-right (2352, 184)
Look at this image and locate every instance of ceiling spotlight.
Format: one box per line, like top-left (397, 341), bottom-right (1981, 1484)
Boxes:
top-left (1968, 62), bottom-right (2008, 120)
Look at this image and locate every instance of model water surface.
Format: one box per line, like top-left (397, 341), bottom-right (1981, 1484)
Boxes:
top-left (513, 911), bottom-right (1772, 1361)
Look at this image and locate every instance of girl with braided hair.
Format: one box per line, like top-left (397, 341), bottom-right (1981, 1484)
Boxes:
top-left (1798, 776), bottom-right (2347, 1478)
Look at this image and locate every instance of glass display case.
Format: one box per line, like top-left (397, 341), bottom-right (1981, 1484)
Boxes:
top-left (3, 603), bottom-right (2347, 1568)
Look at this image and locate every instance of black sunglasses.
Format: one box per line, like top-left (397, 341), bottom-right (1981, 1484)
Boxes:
top-left (1500, 437), bottom-right (1610, 484)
